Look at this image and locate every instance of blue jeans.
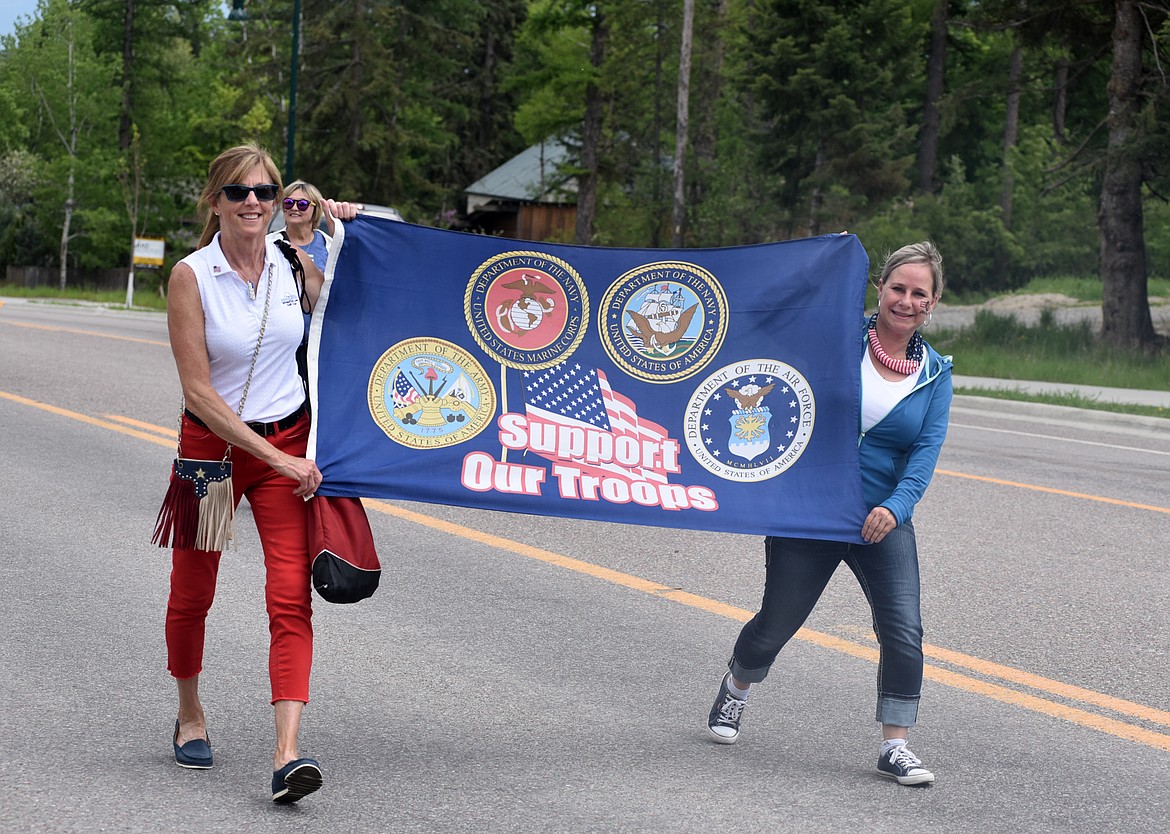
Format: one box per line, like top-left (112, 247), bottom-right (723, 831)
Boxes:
top-left (729, 522), bottom-right (923, 728)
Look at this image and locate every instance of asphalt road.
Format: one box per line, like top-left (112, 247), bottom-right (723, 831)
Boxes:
top-left (1, 299), bottom-right (1168, 834)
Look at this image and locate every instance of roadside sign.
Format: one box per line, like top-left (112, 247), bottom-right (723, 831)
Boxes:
top-left (133, 237), bottom-right (166, 267)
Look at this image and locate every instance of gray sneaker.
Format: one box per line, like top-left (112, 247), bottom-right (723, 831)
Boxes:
top-left (877, 744), bottom-right (935, 786)
top-left (707, 675), bottom-right (747, 744)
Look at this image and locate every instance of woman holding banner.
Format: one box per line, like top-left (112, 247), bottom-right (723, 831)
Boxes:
top-left (275, 179), bottom-right (334, 271)
top-left (161, 143), bottom-right (354, 802)
top-left (706, 241), bottom-right (953, 787)
top-left (271, 179), bottom-right (337, 389)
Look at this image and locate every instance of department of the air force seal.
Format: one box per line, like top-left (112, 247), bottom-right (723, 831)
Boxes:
top-left (368, 338), bottom-right (497, 449)
top-left (599, 261), bottom-right (727, 383)
top-left (464, 251), bottom-right (588, 370)
top-left (683, 359), bottom-right (815, 481)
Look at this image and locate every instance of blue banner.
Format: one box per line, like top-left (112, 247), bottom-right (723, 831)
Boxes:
top-left (307, 217), bottom-right (869, 542)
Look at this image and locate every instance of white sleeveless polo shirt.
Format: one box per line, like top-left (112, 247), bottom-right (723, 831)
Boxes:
top-left (181, 234), bottom-right (306, 424)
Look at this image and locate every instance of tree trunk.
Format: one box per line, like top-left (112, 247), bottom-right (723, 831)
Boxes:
top-left (650, 1), bottom-right (665, 248)
top-left (59, 171), bottom-right (74, 291)
top-left (57, 27), bottom-right (80, 292)
top-left (1052, 56), bottom-right (1068, 144)
top-left (807, 138), bottom-right (825, 236)
top-left (993, 44), bottom-right (1023, 286)
top-left (477, 27), bottom-right (496, 149)
top-left (671, 0), bottom-right (695, 247)
top-left (576, 8), bottom-right (607, 246)
top-left (1000, 45), bottom-right (1022, 229)
top-left (916, 0), bottom-right (947, 194)
top-left (687, 0), bottom-right (725, 191)
top-left (122, 128), bottom-right (143, 308)
top-left (1098, 0), bottom-right (1157, 350)
top-left (118, 0), bottom-right (136, 151)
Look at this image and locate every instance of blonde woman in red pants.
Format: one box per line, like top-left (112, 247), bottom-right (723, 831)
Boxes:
top-left (162, 143), bottom-right (354, 802)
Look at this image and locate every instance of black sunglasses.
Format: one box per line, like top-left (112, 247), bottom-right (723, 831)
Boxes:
top-left (221, 183), bottom-right (279, 202)
top-left (282, 198), bottom-right (313, 211)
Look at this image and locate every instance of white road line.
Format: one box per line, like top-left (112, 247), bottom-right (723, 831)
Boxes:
top-left (950, 422), bottom-right (1170, 456)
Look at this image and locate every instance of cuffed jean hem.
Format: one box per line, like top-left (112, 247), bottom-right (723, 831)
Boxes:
top-left (727, 656), bottom-right (772, 685)
top-left (877, 695), bottom-right (919, 728)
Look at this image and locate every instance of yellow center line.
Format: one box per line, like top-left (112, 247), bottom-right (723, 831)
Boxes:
top-left (0, 319), bottom-right (169, 347)
top-left (922, 643), bottom-right (1170, 727)
top-left (104, 414), bottom-right (178, 437)
top-left (5, 388), bottom-right (1168, 752)
top-left (850, 632), bottom-right (1170, 727)
top-left (936, 469), bottom-right (1170, 514)
top-left (922, 666), bottom-right (1170, 752)
top-left (362, 498), bottom-right (1170, 753)
top-left (0, 391), bottom-right (174, 448)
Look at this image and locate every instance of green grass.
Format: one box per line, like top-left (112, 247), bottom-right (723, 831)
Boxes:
top-left (0, 285), bottom-right (167, 312)
top-left (947, 274), bottom-right (1170, 305)
top-left (930, 309), bottom-right (1169, 391)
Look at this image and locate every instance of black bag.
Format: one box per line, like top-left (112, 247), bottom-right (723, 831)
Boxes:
top-left (308, 495), bottom-right (381, 604)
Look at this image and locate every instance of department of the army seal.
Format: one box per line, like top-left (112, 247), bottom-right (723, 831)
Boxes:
top-left (464, 251), bottom-right (588, 370)
top-left (598, 261), bottom-right (727, 383)
top-left (683, 358), bottom-right (815, 481)
top-left (368, 337), bottom-right (497, 449)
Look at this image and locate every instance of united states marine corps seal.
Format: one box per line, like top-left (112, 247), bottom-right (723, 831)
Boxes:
top-left (599, 261), bottom-right (727, 383)
top-left (464, 251), bottom-right (588, 370)
top-left (683, 359), bottom-right (815, 481)
top-left (368, 338), bottom-right (497, 449)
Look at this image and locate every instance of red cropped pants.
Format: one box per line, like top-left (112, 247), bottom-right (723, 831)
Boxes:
top-left (165, 412), bottom-right (313, 704)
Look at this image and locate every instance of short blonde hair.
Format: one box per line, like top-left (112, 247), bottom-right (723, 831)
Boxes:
top-left (197, 144), bottom-right (282, 249)
top-left (284, 179), bottom-right (326, 230)
top-left (878, 240), bottom-right (944, 298)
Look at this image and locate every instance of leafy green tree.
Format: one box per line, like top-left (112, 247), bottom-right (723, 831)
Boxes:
top-left (511, 0), bottom-right (608, 244)
top-left (0, 150), bottom-right (47, 269)
top-left (743, 0), bottom-right (924, 238)
top-left (979, 0), bottom-right (1168, 350)
top-left (2, 0), bottom-right (119, 286)
top-left (79, 0), bottom-right (222, 281)
top-left (286, 0), bottom-right (493, 219)
top-left (443, 0), bottom-right (529, 221)
top-left (81, 1), bottom-right (220, 151)
top-left (510, 3), bottom-right (590, 145)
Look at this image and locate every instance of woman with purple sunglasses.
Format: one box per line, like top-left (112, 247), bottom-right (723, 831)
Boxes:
top-left (276, 180), bottom-right (333, 272)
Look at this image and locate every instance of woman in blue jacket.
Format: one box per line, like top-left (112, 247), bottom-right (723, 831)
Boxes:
top-left (707, 241), bottom-right (953, 787)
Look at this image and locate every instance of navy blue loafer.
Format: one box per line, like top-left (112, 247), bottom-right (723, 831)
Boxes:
top-left (172, 721), bottom-right (213, 769)
top-left (272, 757), bottom-right (323, 803)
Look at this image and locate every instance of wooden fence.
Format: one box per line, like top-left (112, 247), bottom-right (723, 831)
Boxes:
top-left (4, 265), bottom-right (138, 291)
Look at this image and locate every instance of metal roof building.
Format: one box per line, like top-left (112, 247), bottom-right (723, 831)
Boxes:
top-left (463, 139), bottom-right (577, 241)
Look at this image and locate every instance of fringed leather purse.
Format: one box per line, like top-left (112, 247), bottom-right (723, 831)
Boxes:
top-left (153, 263), bottom-right (274, 551)
top-left (154, 455), bottom-right (236, 551)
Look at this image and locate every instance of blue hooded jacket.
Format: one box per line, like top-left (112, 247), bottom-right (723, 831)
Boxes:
top-left (858, 331), bottom-right (953, 525)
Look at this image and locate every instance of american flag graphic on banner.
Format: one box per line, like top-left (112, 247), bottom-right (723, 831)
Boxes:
top-left (391, 371), bottom-right (419, 407)
top-left (522, 362), bottom-right (671, 484)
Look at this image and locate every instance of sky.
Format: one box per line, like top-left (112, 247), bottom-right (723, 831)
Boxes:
top-left (1, 0), bottom-right (41, 40)
top-left (1, 3), bottom-right (233, 40)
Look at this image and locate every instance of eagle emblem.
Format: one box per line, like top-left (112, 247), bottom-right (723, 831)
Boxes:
top-left (725, 383), bottom-right (774, 462)
top-left (495, 273), bottom-right (557, 335)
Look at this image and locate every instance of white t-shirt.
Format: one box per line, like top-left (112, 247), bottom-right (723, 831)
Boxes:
top-left (860, 346), bottom-right (920, 432)
top-left (181, 234), bottom-right (306, 423)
